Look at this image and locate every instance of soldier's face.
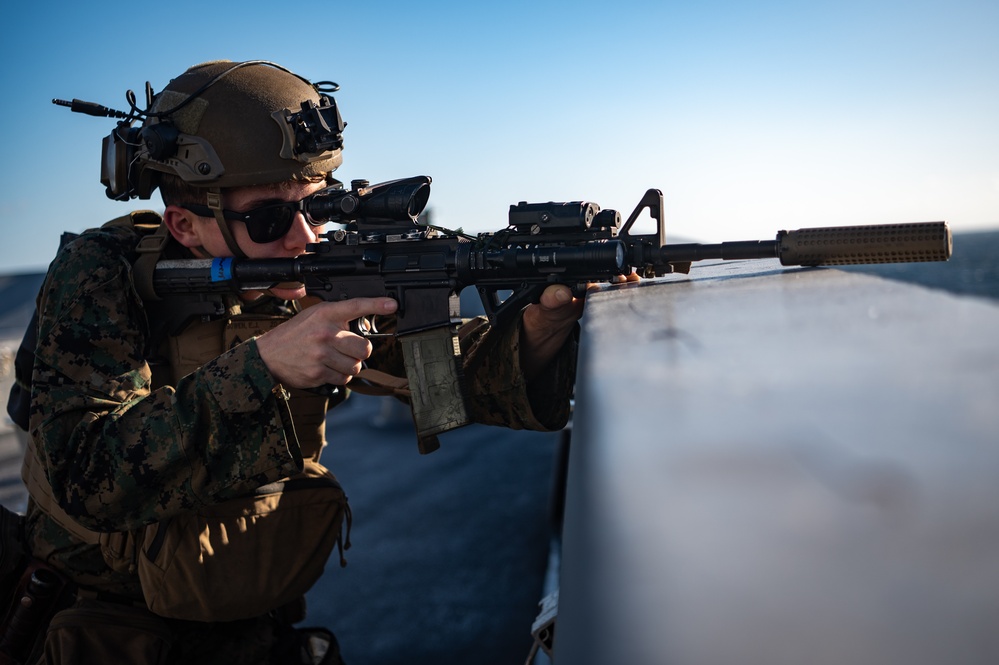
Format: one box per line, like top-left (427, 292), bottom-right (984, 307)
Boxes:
top-left (175, 182), bottom-right (326, 300)
top-left (188, 180), bottom-right (328, 300)
top-left (212, 180), bottom-right (329, 260)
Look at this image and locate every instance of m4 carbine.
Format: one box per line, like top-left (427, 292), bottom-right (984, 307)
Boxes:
top-left (150, 176), bottom-right (952, 452)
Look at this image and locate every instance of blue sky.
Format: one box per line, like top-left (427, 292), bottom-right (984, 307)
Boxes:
top-left (1, 0), bottom-right (996, 273)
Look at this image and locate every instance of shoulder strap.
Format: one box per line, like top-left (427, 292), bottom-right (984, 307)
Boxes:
top-left (351, 369), bottom-right (411, 398)
top-left (102, 210), bottom-right (168, 302)
top-left (132, 223), bottom-right (171, 302)
top-left (101, 209), bottom-right (162, 233)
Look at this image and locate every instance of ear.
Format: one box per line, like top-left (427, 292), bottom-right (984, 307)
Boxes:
top-left (162, 205), bottom-right (204, 249)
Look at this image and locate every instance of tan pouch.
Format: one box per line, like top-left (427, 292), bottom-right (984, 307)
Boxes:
top-left (42, 598), bottom-right (173, 664)
top-left (136, 463), bottom-right (347, 622)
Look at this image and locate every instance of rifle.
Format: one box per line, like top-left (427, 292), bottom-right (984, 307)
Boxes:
top-left (149, 176), bottom-right (952, 452)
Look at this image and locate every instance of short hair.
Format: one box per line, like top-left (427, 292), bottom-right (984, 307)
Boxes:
top-left (158, 173), bottom-right (207, 207)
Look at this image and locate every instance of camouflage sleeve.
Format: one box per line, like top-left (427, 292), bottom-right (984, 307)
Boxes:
top-left (29, 229), bottom-right (301, 532)
top-left (459, 315), bottom-right (577, 431)
top-left (366, 312), bottom-right (577, 431)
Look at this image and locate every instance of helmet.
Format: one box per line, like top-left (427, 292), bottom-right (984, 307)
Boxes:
top-left (105, 60), bottom-right (345, 200)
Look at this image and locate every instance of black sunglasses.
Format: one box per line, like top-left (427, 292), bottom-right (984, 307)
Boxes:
top-left (181, 195), bottom-right (325, 244)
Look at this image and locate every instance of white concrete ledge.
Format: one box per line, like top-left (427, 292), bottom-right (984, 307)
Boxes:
top-left (557, 260), bottom-right (999, 665)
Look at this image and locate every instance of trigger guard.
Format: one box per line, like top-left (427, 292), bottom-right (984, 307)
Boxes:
top-left (351, 316), bottom-right (380, 337)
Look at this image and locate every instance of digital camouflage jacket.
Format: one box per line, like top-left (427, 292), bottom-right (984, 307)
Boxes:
top-left (21, 219), bottom-right (577, 598)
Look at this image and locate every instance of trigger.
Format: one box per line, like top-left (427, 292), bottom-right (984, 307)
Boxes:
top-left (352, 316), bottom-right (379, 336)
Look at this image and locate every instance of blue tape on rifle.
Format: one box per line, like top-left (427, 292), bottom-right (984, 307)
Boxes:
top-left (211, 257), bottom-right (234, 282)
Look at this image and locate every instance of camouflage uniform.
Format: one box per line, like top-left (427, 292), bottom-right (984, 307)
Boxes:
top-left (19, 220), bottom-right (576, 663)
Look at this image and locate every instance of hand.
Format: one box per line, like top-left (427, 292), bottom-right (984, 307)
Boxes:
top-left (519, 284), bottom-right (587, 382)
top-left (256, 297), bottom-right (398, 388)
top-left (520, 274), bottom-right (640, 381)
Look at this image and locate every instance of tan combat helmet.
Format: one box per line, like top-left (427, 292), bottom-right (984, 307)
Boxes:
top-left (134, 60), bottom-right (344, 195)
top-left (56, 60), bottom-right (344, 202)
top-left (69, 59), bottom-right (346, 256)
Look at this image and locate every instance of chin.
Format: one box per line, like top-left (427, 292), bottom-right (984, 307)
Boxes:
top-left (269, 286), bottom-right (308, 301)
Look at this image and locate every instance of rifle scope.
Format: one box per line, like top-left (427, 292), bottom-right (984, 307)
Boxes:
top-left (305, 175), bottom-right (431, 224)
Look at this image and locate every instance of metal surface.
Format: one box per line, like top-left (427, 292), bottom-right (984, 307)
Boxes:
top-left (557, 259), bottom-right (999, 665)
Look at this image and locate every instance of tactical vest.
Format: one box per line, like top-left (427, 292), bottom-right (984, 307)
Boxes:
top-left (20, 211), bottom-right (351, 622)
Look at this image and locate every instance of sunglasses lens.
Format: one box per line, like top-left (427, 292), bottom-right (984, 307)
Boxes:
top-left (245, 206), bottom-right (294, 243)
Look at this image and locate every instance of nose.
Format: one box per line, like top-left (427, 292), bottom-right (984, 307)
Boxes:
top-left (283, 212), bottom-right (322, 250)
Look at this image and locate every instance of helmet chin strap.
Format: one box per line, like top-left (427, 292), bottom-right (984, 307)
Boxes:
top-left (206, 187), bottom-right (247, 258)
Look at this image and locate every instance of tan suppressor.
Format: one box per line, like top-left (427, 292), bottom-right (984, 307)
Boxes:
top-left (658, 221), bottom-right (952, 268)
top-left (777, 222), bottom-right (952, 266)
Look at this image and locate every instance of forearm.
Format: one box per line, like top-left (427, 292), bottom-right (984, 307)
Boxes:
top-left (461, 314), bottom-right (577, 431)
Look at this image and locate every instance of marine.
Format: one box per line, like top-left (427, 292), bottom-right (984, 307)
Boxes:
top-left (0, 60), bottom-right (583, 664)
